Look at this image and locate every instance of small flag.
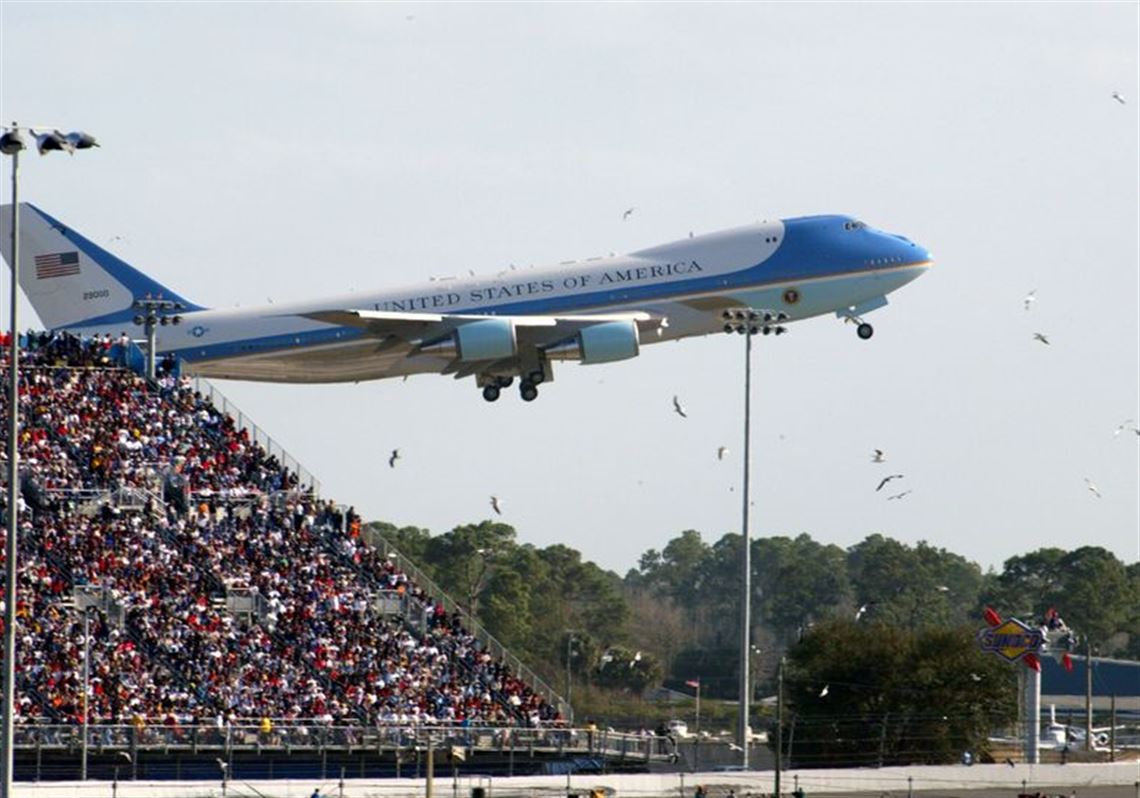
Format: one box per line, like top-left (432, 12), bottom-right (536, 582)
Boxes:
top-left (34, 251), bottom-right (80, 279)
top-left (685, 679), bottom-right (700, 688)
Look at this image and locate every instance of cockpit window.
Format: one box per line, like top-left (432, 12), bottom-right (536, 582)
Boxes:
top-left (843, 220), bottom-right (867, 231)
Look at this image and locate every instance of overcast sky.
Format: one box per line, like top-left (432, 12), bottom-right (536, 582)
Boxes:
top-left (2, 2), bottom-right (1137, 576)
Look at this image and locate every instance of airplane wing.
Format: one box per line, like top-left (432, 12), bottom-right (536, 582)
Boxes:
top-left (302, 308), bottom-right (668, 379)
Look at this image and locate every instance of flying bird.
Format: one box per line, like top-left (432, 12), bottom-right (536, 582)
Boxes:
top-left (622, 207), bottom-right (636, 221)
top-left (1023, 289), bottom-right (1036, 311)
top-left (1084, 478), bottom-right (1101, 498)
top-left (876, 474), bottom-right (904, 492)
top-left (970, 673), bottom-right (982, 682)
top-left (887, 490), bottom-right (912, 501)
top-left (717, 446), bottom-right (729, 461)
top-left (672, 395), bottom-right (687, 418)
top-left (490, 495), bottom-right (502, 515)
top-left (1113, 419), bottom-right (1139, 437)
top-left (629, 651), bottom-right (642, 668)
top-left (388, 449), bottom-right (400, 468)
top-left (1112, 91), bottom-right (1126, 104)
top-left (819, 684), bottom-right (830, 698)
top-left (1033, 332), bottom-right (1050, 345)
top-left (871, 448), bottom-right (886, 463)
top-left (854, 603), bottom-right (874, 621)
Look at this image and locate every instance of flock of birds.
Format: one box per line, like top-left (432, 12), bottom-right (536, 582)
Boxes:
top-left (1023, 287), bottom-right (1138, 499)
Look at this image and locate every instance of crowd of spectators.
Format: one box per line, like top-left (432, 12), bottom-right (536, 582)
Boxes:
top-left (1, 331), bottom-right (560, 730)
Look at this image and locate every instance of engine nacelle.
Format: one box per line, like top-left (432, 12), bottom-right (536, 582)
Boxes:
top-left (545, 320), bottom-right (640, 364)
top-left (420, 318), bottom-right (517, 361)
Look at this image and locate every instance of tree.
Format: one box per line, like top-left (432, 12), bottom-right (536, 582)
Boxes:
top-left (781, 620), bottom-right (1016, 767)
top-left (755, 534), bottom-right (850, 643)
top-left (847, 535), bottom-right (981, 629)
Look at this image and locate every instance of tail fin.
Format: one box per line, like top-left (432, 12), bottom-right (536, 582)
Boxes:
top-left (0, 203), bottom-right (204, 331)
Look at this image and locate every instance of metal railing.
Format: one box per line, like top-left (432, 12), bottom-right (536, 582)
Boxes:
top-left (190, 377), bottom-right (321, 496)
top-left (10, 723), bottom-right (675, 762)
top-left (360, 527), bottom-right (571, 722)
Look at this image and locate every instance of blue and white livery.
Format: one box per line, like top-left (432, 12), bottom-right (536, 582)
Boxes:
top-left (2, 204), bottom-right (932, 402)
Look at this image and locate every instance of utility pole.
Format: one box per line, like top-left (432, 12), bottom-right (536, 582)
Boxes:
top-left (775, 656), bottom-right (784, 797)
top-left (1085, 638), bottom-right (1093, 752)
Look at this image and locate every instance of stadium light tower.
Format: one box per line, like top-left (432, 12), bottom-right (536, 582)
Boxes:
top-left (1, 121), bottom-right (98, 798)
top-left (131, 296), bottom-right (184, 380)
top-left (721, 307), bottom-right (786, 768)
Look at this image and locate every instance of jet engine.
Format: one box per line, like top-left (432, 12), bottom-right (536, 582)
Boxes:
top-left (420, 318), bottom-right (517, 361)
top-left (544, 320), bottom-right (640, 364)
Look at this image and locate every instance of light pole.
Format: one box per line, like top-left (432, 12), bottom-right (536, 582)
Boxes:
top-left (79, 605), bottom-right (94, 781)
top-left (721, 307), bottom-right (786, 768)
top-left (1, 121), bottom-right (98, 798)
top-left (131, 297), bottom-right (184, 381)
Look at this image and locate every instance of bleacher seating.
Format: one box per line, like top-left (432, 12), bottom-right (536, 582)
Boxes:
top-left (1, 331), bottom-right (560, 730)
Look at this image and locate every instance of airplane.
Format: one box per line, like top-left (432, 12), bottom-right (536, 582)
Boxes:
top-left (2, 204), bottom-right (932, 402)
top-left (1040, 705), bottom-right (1126, 751)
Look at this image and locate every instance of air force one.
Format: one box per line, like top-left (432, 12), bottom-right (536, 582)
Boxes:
top-left (2, 204), bottom-right (932, 402)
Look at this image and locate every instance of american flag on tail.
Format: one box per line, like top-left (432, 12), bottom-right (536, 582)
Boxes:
top-left (34, 251), bottom-right (80, 279)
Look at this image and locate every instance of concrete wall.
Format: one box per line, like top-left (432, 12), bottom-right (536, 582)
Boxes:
top-left (6, 761), bottom-right (1137, 797)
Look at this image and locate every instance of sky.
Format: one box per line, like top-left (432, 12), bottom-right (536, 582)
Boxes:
top-left (1, 2), bottom-right (1137, 578)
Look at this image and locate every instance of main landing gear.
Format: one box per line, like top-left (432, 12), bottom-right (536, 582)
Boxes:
top-left (480, 372), bottom-right (545, 402)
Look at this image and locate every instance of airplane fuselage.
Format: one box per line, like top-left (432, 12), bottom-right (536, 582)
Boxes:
top-left (131, 216), bottom-right (931, 383)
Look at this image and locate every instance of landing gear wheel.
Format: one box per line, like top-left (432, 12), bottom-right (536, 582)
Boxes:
top-left (495, 376), bottom-right (514, 389)
top-left (857, 322), bottom-right (874, 340)
top-left (482, 385), bottom-right (501, 402)
top-left (519, 381), bottom-right (538, 402)
top-left (527, 369), bottom-right (545, 385)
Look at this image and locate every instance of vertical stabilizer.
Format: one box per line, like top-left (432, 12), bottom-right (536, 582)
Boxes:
top-left (0, 203), bottom-right (203, 331)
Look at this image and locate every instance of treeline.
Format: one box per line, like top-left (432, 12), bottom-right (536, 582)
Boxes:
top-left (366, 520), bottom-right (1140, 700)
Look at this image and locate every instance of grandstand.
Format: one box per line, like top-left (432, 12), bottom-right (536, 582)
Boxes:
top-left (0, 331), bottom-right (675, 781)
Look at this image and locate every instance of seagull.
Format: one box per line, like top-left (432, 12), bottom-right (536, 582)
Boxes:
top-left (854, 603), bottom-right (873, 621)
top-left (388, 449), bottom-right (400, 468)
top-left (876, 474), bottom-right (904, 492)
top-left (871, 448), bottom-right (886, 463)
top-left (215, 757), bottom-right (228, 770)
top-left (119, 751), bottom-right (132, 763)
top-left (819, 684), bottom-right (830, 698)
top-left (1113, 419), bottom-right (1139, 437)
top-left (717, 446), bottom-right (729, 461)
top-left (1023, 289), bottom-right (1036, 311)
top-left (622, 207), bottom-right (636, 221)
top-left (1033, 332), bottom-right (1050, 345)
top-left (1112, 91), bottom-right (1126, 104)
top-left (887, 490), bottom-right (912, 501)
top-left (970, 673), bottom-right (982, 682)
top-left (490, 495), bottom-right (502, 515)
top-left (672, 395), bottom-right (687, 418)
top-left (935, 585), bottom-right (950, 592)
top-left (1084, 478), bottom-right (1101, 498)
top-left (629, 650), bottom-right (642, 668)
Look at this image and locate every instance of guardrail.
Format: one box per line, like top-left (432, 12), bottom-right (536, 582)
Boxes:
top-left (190, 377), bottom-right (321, 496)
